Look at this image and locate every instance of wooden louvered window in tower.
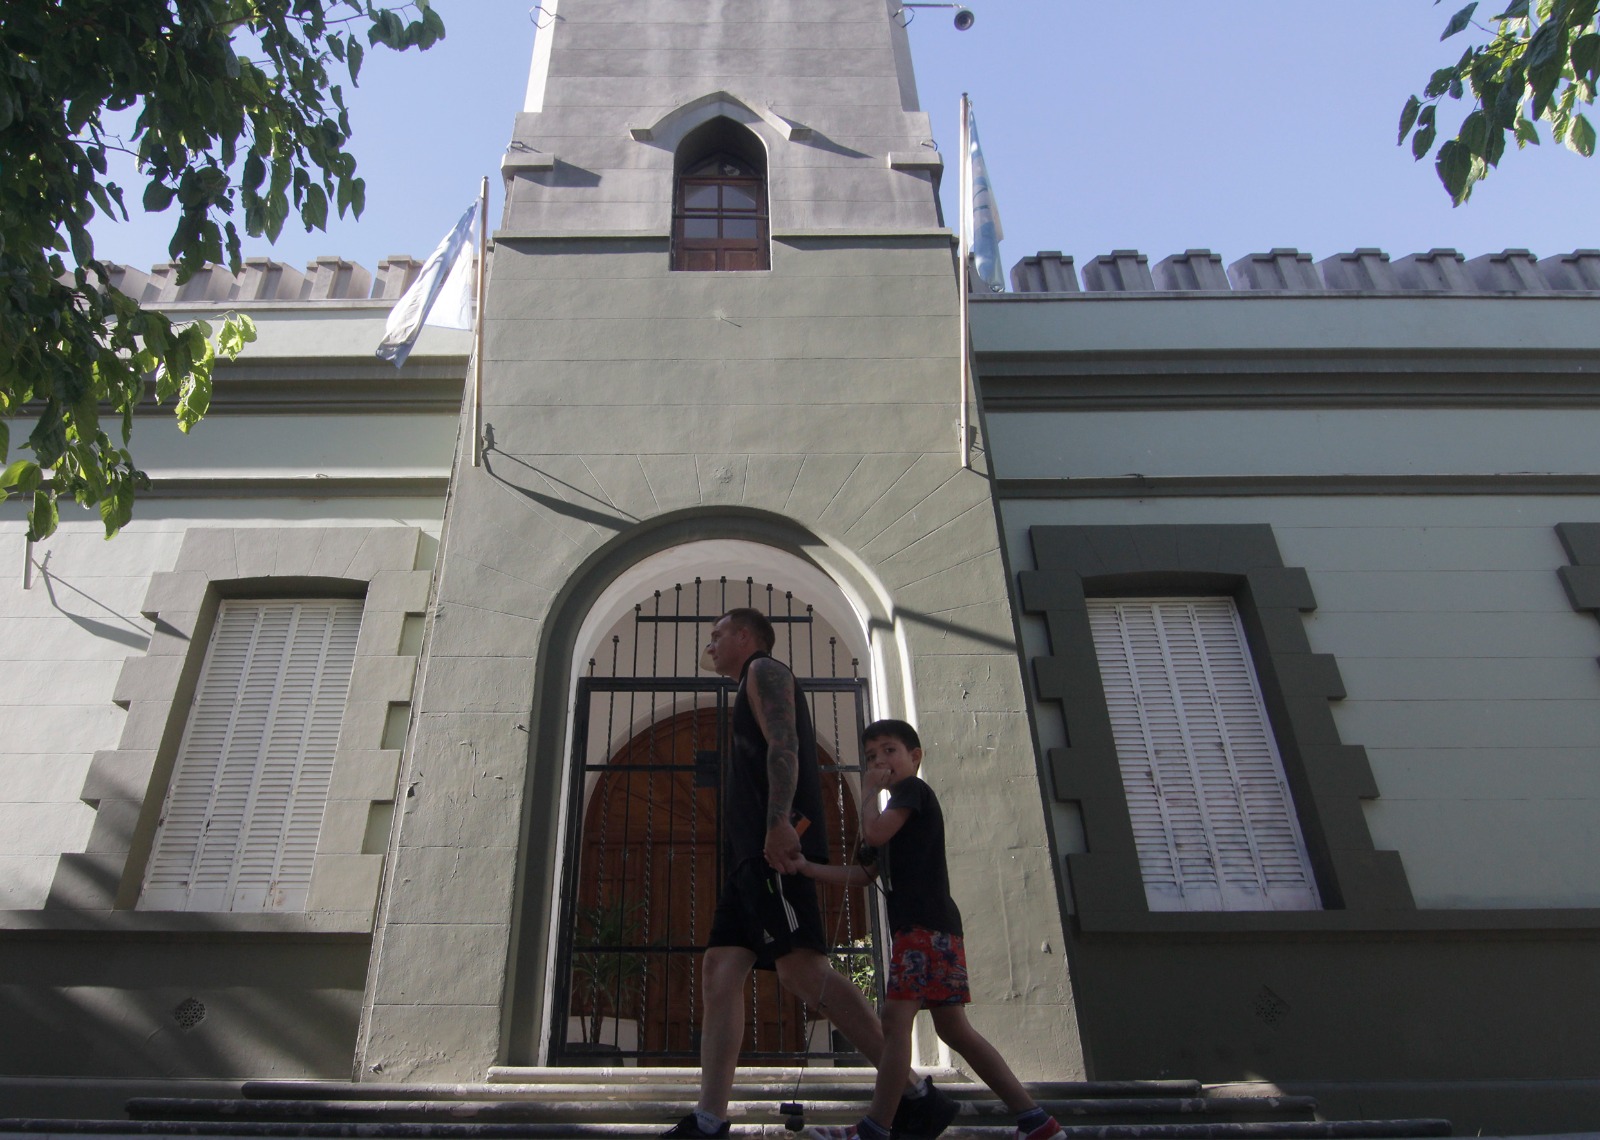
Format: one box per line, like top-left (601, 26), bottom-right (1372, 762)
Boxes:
top-left (139, 599), bottom-right (363, 912)
top-left (1087, 597), bottom-right (1321, 912)
top-left (673, 153), bottom-right (769, 271)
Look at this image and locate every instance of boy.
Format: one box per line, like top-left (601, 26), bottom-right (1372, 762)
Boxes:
top-left (799, 720), bottom-right (1066, 1140)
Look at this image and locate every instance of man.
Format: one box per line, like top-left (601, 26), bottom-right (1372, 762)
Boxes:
top-left (662, 608), bottom-right (958, 1140)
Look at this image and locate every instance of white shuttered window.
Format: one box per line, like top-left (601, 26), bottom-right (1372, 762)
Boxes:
top-left (139, 599), bottom-right (363, 912)
top-left (1087, 598), bottom-right (1320, 912)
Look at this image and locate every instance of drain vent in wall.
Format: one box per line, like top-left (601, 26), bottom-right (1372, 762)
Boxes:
top-left (173, 997), bottom-right (207, 1029)
top-left (1252, 985), bottom-right (1290, 1026)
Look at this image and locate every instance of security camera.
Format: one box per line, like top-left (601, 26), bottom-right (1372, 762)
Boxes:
top-left (953, 7), bottom-right (975, 30)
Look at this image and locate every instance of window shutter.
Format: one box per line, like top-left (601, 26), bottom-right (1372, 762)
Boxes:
top-left (1087, 598), bottom-right (1320, 912)
top-left (140, 600), bottom-right (362, 912)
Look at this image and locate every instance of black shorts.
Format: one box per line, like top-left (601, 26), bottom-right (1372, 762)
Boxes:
top-left (707, 857), bottom-right (827, 969)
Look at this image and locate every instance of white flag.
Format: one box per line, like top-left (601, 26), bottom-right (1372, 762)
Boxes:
top-left (376, 201), bottom-right (478, 367)
top-left (966, 102), bottom-right (1005, 293)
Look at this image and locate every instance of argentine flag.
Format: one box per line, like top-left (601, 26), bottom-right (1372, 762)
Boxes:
top-left (966, 102), bottom-right (1005, 293)
top-left (376, 201), bottom-right (478, 367)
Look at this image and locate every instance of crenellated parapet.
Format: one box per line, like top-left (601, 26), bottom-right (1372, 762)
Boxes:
top-left (104, 255), bottom-right (425, 305)
top-left (1010, 247), bottom-right (1600, 296)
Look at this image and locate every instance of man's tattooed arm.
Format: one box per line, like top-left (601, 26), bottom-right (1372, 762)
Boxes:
top-left (749, 657), bottom-right (800, 828)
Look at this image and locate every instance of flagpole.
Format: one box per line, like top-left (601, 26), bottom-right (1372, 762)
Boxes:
top-left (471, 175), bottom-right (489, 468)
top-left (957, 93), bottom-right (972, 470)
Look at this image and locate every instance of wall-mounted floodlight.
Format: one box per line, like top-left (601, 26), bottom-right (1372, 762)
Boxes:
top-left (894, 3), bottom-right (976, 30)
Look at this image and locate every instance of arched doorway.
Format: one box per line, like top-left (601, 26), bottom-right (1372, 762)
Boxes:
top-left (551, 577), bottom-right (878, 1064)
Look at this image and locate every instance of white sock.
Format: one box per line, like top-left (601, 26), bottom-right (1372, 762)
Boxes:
top-left (694, 1110), bottom-right (725, 1134)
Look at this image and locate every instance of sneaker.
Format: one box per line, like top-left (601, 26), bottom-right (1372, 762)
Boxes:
top-left (891, 1078), bottom-right (960, 1140)
top-left (1016, 1116), bottom-right (1066, 1140)
top-left (805, 1128), bottom-right (859, 1140)
top-left (661, 1113), bottom-right (730, 1139)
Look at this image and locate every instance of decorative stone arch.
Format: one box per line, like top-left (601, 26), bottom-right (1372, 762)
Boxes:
top-left (629, 90), bottom-right (810, 148)
top-left (503, 508), bottom-right (911, 1064)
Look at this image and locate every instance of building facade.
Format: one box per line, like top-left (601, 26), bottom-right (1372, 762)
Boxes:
top-left (3, 1), bottom-right (1600, 1134)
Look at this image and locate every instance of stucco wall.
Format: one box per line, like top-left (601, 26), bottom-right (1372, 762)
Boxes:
top-left (1000, 492), bottom-right (1600, 910)
top-left (356, 228), bottom-right (1082, 1081)
top-left (506, 0), bottom-right (940, 235)
top-left (0, 503), bottom-right (446, 912)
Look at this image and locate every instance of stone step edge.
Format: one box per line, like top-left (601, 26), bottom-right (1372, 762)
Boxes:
top-left (487, 1067), bottom-right (965, 1085)
top-left (238, 1080), bottom-right (1208, 1102)
top-left (124, 1096), bottom-right (1320, 1122)
top-left (0, 1118), bottom-right (1455, 1138)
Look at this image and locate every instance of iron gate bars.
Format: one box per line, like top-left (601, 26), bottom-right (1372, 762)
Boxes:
top-left (550, 583), bottom-right (877, 1065)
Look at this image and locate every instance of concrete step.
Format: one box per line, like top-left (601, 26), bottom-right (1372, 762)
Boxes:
top-left (239, 1080), bottom-right (1209, 1104)
top-left (124, 1096), bottom-right (1321, 1127)
top-left (0, 1120), bottom-right (1455, 1139)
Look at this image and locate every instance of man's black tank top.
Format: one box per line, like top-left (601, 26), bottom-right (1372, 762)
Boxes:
top-left (726, 651), bottom-right (829, 866)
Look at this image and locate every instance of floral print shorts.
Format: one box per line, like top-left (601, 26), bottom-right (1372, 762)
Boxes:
top-left (887, 926), bottom-right (970, 1006)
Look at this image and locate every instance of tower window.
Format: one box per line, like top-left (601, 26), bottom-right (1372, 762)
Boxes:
top-left (673, 153), bottom-right (769, 271)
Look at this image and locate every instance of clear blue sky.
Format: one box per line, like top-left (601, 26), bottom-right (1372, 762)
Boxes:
top-left (87, 2), bottom-right (1597, 284)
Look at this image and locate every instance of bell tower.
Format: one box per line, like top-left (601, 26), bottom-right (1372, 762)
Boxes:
top-left (356, 0), bottom-right (1081, 1082)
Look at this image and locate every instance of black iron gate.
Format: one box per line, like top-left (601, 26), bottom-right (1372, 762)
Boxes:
top-left (550, 578), bottom-right (879, 1064)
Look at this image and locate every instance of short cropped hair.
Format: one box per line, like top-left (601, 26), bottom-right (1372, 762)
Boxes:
top-left (862, 718), bottom-right (920, 752)
top-left (722, 607), bottom-right (775, 652)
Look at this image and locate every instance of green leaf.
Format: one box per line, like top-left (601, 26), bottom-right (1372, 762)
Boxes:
top-left (1437, 137), bottom-right (1477, 202)
top-left (243, 150), bottom-right (265, 192)
top-left (303, 183), bottom-right (328, 231)
top-left (1567, 112), bottom-right (1597, 154)
top-left (1515, 113), bottom-right (1543, 144)
top-left (1485, 119), bottom-right (1508, 165)
top-left (1528, 18), bottom-right (1565, 71)
top-left (0, 420), bottom-right (8, 464)
top-left (1461, 109), bottom-right (1491, 154)
top-left (1573, 33), bottom-right (1600, 82)
top-left (1492, 0), bottom-right (1530, 17)
top-left (1442, 2), bottom-right (1479, 38)
top-left (28, 490), bottom-right (59, 543)
top-left (1, 458), bottom-right (40, 493)
top-left (420, 6), bottom-right (446, 47)
top-left (143, 180), bottom-right (175, 212)
top-left (1493, 69), bottom-right (1527, 127)
top-left (216, 314), bottom-right (257, 359)
top-left (1425, 65), bottom-right (1459, 98)
top-left (1414, 104), bottom-right (1440, 157)
top-left (99, 483), bottom-right (135, 538)
top-left (1399, 95), bottom-right (1423, 143)
top-left (348, 38), bottom-right (364, 83)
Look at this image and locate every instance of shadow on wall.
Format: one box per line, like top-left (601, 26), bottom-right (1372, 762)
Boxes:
top-left (482, 443), bottom-right (640, 532)
top-left (32, 552), bottom-right (169, 652)
top-left (887, 605), bottom-right (1015, 653)
top-left (0, 930), bottom-right (369, 1087)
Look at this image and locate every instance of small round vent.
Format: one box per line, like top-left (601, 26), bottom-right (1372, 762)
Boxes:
top-left (173, 997), bottom-right (207, 1029)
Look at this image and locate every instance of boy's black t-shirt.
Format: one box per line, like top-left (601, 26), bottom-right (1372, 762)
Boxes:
top-left (877, 774), bottom-right (963, 936)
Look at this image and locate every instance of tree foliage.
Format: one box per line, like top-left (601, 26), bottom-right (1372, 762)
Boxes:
top-left (1400, 0), bottom-right (1600, 204)
top-left (0, 1), bottom-right (444, 540)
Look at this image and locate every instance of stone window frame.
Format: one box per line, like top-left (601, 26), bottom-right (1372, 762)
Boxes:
top-left (41, 526), bottom-right (430, 932)
top-left (1018, 523), bottom-right (1414, 931)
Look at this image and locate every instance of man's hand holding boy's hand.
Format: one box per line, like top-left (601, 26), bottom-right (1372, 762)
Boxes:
top-left (764, 819), bottom-right (806, 874)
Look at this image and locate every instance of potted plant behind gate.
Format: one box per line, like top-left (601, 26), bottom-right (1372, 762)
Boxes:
top-left (568, 897), bottom-right (652, 1060)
